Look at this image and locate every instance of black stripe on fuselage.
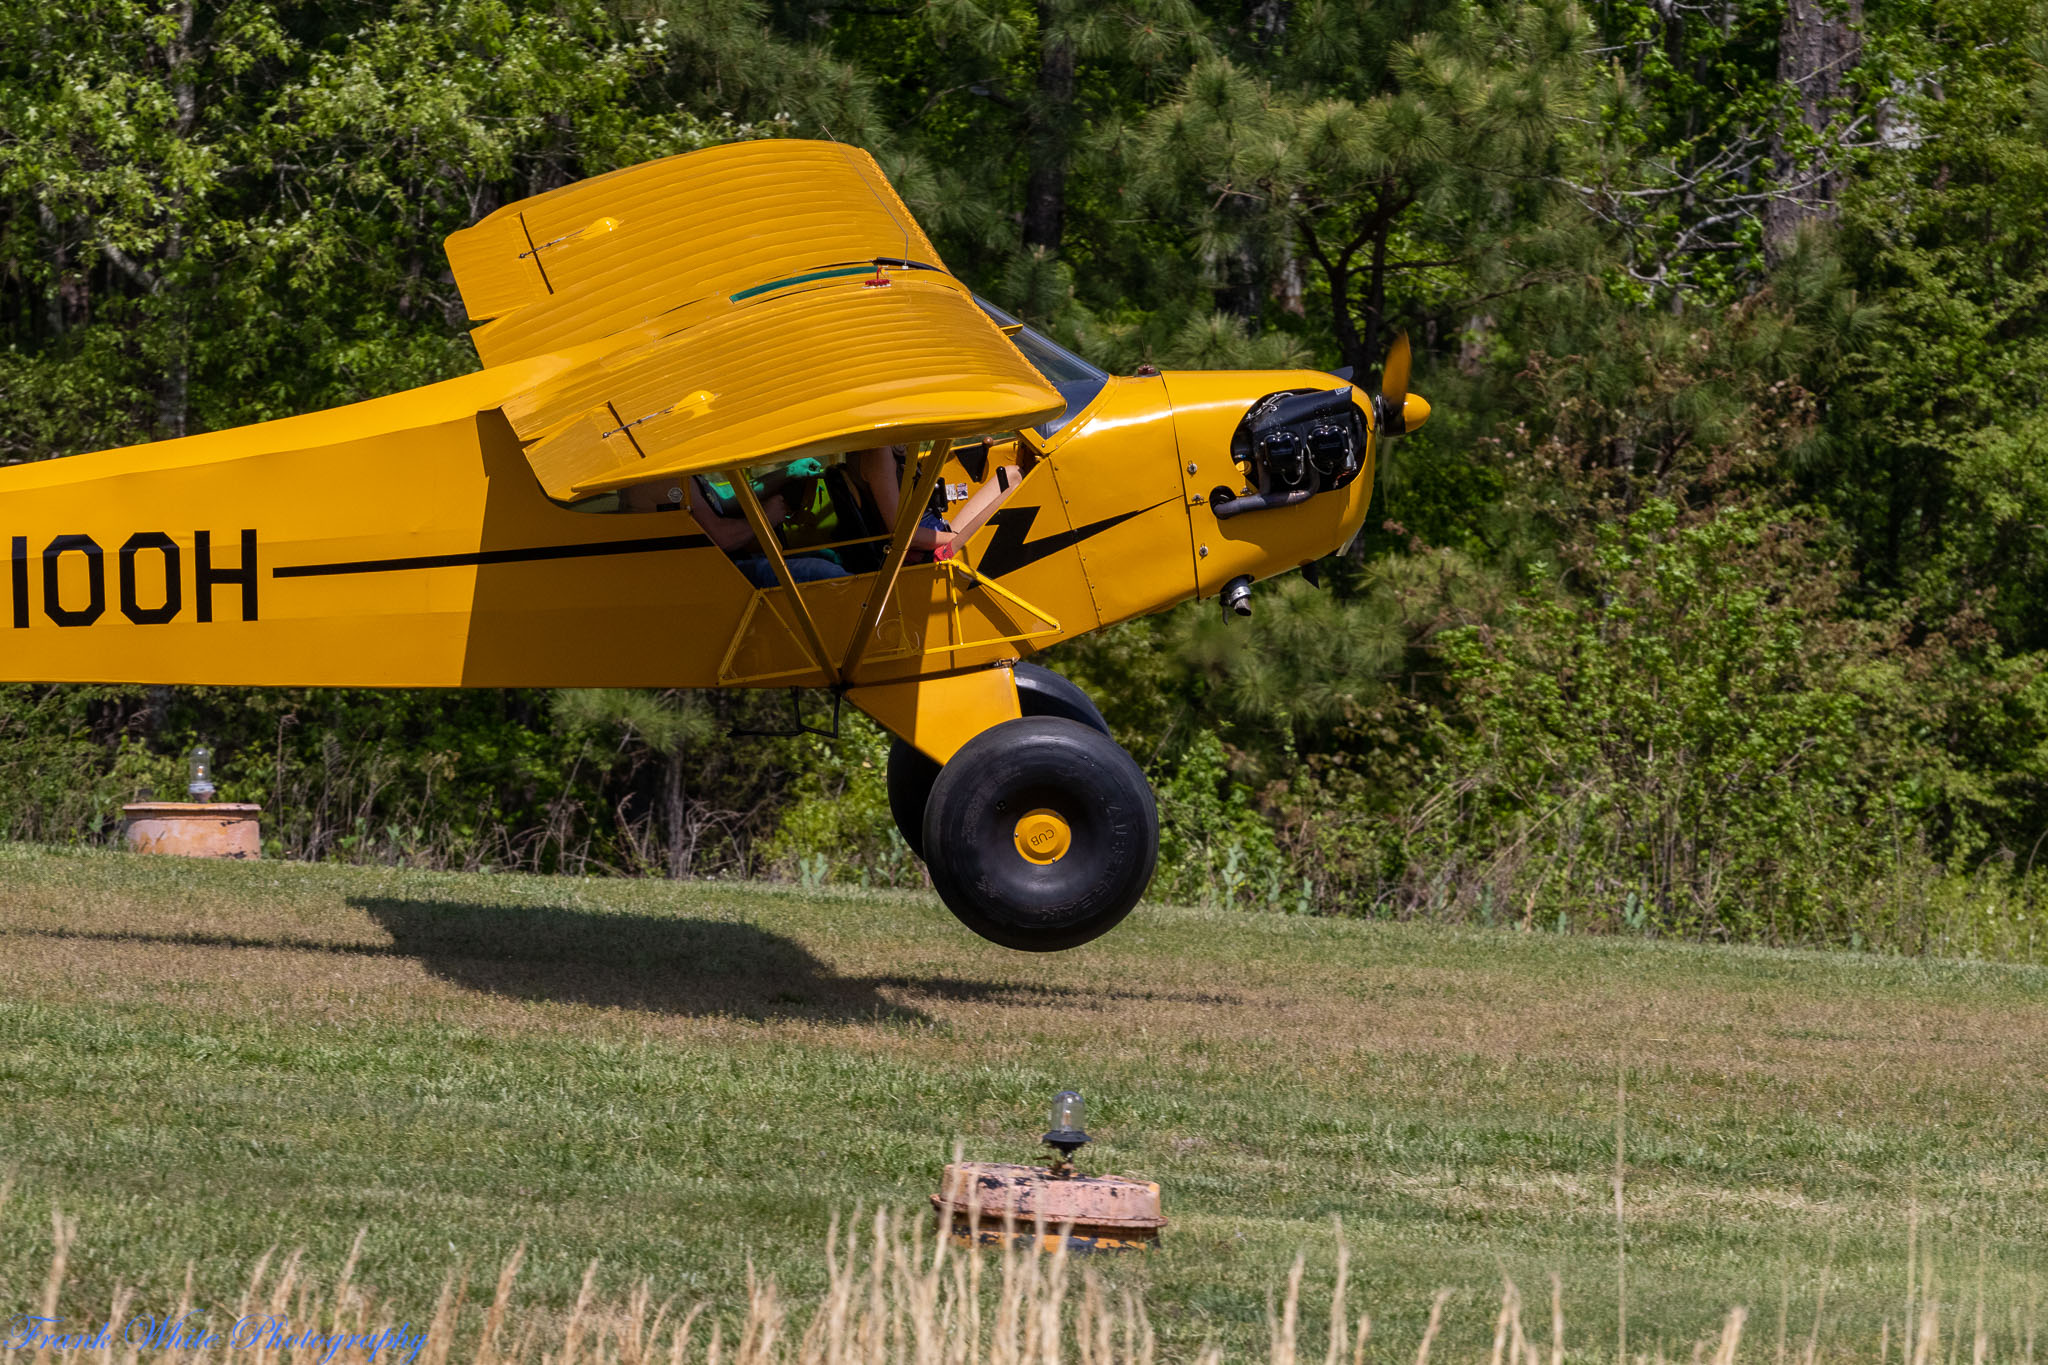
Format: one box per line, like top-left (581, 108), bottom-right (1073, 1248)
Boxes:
top-left (275, 495), bottom-right (1172, 582)
top-left (273, 532), bottom-right (715, 579)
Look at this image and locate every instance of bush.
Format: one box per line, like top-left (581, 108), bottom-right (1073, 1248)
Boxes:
top-left (1351, 500), bottom-right (2001, 946)
top-left (1151, 729), bottom-right (1295, 911)
top-left (762, 715), bottom-right (924, 889)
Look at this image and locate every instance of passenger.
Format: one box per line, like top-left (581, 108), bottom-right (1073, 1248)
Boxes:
top-left (854, 445), bottom-right (954, 561)
top-left (687, 472), bottom-right (850, 589)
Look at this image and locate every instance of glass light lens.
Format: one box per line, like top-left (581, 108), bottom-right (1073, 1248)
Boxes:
top-left (1050, 1090), bottom-right (1085, 1134)
top-left (188, 746), bottom-right (214, 798)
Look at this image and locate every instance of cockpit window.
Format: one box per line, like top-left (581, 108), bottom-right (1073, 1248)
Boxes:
top-left (976, 298), bottom-right (1109, 437)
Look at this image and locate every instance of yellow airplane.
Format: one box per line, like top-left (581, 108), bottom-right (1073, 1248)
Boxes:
top-left (0, 139), bottom-right (1427, 951)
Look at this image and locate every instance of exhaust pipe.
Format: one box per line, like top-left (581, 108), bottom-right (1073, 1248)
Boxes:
top-left (1222, 575), bottom-right (1253, 620)
top-left (1211, 488), bottom-right (1315, 520)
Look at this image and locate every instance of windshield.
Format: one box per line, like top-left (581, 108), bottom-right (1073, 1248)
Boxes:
top-left (976, 299), bottom-right (1109, 437)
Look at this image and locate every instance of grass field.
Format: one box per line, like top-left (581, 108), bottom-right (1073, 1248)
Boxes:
top-left (0, 843), bottom-right (2043, 1361)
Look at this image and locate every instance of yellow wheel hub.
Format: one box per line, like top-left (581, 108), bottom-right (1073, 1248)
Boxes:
top-left (1013, 808), bottom-right (1072, 865)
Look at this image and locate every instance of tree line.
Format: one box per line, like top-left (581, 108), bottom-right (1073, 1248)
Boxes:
top-left (2, 0), bottom-right (2045, 955)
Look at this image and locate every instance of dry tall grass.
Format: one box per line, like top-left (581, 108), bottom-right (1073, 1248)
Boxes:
top-left (4, 1198), bottom-right (2036, 1365)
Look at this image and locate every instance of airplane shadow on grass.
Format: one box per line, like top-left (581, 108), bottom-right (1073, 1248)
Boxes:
top-left (349, 896), bottom-right (1121, 1024)
top-left (16, 896), bottom-right (1231, 1023)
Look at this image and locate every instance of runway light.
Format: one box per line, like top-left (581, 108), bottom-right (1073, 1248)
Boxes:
top-left (930, 1089), bottom-right (1165, 1252)
top-left (187, 746), bottom-right (216, 802)
top-left (1043, 1089), bottom-right (1090, 1175)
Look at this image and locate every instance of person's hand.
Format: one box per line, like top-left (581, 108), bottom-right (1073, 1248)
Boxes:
top-left (932, 540), bottom-right (957, 562)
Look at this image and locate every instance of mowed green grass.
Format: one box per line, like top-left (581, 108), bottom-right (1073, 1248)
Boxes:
top-left (0, 843), bottom-right (2043, 1359)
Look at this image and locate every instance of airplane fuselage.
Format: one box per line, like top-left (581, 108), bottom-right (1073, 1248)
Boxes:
top-left (0, 365), bottom-right (1376, 708)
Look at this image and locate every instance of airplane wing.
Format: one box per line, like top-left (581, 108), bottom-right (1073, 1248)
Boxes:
top-left (445, 140), bottom-right (1063, 500)
top-left (444, 140), bottom-right (947, 367)
top-left (497, 270), bottom-right (1061, 500)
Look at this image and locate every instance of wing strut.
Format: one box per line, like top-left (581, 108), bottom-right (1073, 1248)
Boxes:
top-left (730, 476), bottom-right (840, 687)
top-left (842, 439), bottom-right (952, 681)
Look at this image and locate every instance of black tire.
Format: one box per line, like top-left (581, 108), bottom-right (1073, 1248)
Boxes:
top-left (921, 717), bottom-right (1159, 952)
top-left (885, 664), bottom-right (1109, 860)
top-left (886, 739), bottom-right (942, 860)
top-left (1012, 662), bottom-right (1112, 737)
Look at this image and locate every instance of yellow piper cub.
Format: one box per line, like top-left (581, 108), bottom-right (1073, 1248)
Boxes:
top-left (0, 138), bottom-right (1428, 951)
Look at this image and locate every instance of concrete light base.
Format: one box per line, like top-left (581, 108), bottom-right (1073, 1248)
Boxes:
top-left (122, 803), bottom-right (263, 859)
top-left (932, 1161), bottom-right (1165, 1252)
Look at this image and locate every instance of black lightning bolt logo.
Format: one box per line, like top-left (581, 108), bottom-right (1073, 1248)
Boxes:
top-left (974, 500), bottom-right (1173, 579)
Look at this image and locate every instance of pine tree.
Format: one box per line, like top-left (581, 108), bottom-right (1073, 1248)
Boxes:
top-left (1118, 0), bottom-right (1593, 374)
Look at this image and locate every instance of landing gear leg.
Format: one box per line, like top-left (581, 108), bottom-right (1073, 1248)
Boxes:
top-left (884, 662), bottom-right (1111, 860)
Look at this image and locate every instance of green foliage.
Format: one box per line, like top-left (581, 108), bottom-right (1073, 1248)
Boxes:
top-left (1576, 0), bottom-right (1796, 297)
top-left (199, 687), bottom-right (604, 870)
top-left (0, 0), bottom-right (822, 455)
top-left (1815, 0), bottom-right (2048, 643)
top-left (0, 686), bottom-right (170, 844)
top-left (1422, 502), bottom-right (1906, 941)
top-left (1151, 729), bottom-right (1288, 910)
top-left (762, 716), bottom-right (923, 888)
top-left (1118, 0), bottom-right (1594, 372)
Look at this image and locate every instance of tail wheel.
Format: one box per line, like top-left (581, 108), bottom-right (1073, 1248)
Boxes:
top-left (922, 717), bottom-right (1159, 952)
top-left (885, 663), bottom-right (1110, 861)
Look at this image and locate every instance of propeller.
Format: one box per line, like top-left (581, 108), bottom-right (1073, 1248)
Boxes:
top-left (1375, 332), bottom-right (1412, 438)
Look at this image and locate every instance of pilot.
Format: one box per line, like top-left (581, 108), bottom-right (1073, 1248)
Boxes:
top-left (650, 449), bottom-right (952, 587)
top-left (687, 471), bottom-right (850, 589)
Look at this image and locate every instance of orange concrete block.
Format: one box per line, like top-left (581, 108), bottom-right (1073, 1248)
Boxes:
top-left (122, 803), bottom-right (262, 859)
top-left (931, 1162), bottom-right (1165, 1251)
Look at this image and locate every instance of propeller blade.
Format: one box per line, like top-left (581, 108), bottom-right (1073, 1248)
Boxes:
top-left (1378, 332), bottom-right (1412, 436)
